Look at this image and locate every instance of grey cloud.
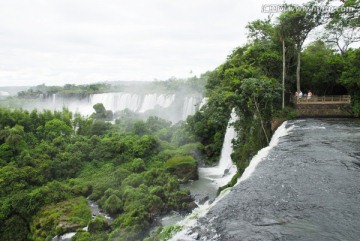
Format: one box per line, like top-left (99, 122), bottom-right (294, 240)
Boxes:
top-left (0, 0), bottom-right (309, 86)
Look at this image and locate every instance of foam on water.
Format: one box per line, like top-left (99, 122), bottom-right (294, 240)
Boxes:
top-left (169, 121), bottom-right (293, 241)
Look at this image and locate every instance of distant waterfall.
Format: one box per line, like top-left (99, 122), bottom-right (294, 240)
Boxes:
top-left (37, 92), bottom-right (201, 122)
top-left (52, 93), bottom-right (56, 106)
top-left (138, 94), bottom-right (175, 113)
top-left (182, 97), bottom-right (198, 120)
top-left (90, 92), bottom-right (175, 113)
top-left (91, 93), bottom-right (143, 112)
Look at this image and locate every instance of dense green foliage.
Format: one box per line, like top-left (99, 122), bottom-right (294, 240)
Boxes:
top-left (0, 107), bottom-right (199, 241)
top-left (0, 1), bottom-right (359, 241)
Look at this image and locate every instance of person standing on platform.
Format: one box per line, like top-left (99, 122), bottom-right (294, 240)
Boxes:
top-left (307, 90), bottom-right (313, 99)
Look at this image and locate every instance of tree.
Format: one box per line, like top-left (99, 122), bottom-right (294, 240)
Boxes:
top-left (93, 103), bottom-right (106, 115)
top-left (278, 1), bottom-right (323, 92)
top-left (339, 48), bottom-right (360, 116)
top-left (103, 194), bottom-right (123, 215)
top-left (246, 17), bottom-right (274, 41)
top-left (90, 121), bottom-right (111, 136)
top-left (301, 40), bottom-right (346, 95)
top-left (44, 119), bottom-right (73, 140)
top-left (93, 103), bottom-right (113, 120)
top-left (239, 78), bottom-right (281, 143)
top-left (0, 125), bottom-right (26, 155)
top-left (274, 23), bottom-right (289, 109)
top-left (323, 0), bottom-right (360, 56)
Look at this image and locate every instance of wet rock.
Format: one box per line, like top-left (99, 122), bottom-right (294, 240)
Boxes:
top-left (55, 222), bottom-right (82, 234)
top-left (186, 201), bottom-right (198, 211)
top-left (198, 196), bottom-right (210, 205)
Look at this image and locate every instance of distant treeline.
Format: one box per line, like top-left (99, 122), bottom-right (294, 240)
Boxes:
top-left (16, 74), bottom-right (208, 99)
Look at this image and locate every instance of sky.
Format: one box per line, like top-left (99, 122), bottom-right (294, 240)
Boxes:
top-left (0, 0), bottom-right (310, 87)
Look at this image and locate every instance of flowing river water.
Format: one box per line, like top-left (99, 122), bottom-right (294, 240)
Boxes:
top-left (171, 118), bottom-right (360, 241)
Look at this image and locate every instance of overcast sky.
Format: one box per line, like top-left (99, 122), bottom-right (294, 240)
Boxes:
top-left (0, 0), bottom-right (310, 87)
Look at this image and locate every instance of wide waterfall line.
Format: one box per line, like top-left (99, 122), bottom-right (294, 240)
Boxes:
top-left (169, 120), bottom-right (292, 241)
top-left (40, 92), bottom-right (202, 122)
top-left (90, 92), bottom-right (176, 113)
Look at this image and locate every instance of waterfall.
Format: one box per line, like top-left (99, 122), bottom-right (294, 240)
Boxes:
top-left (34, 92), bottom-right (200, 121)
top-left (138, 94), bottom-right (175, 113)
top-left (182, 97), bottom-right (198, 120)
top-left (52, 93), bottom-right (56, 106)
top-left (198, 109), bottom-right (238, 188)
top-left (198, 97), bottom-right (208, 110)
top-left (0, 91), bottom-right (10, 97)
top-left (90, 93), bottom-right (175, 113)
top-left (113, 93), bottom-right (142, 112)
top-left (169, 120), bottom-right (293, 241)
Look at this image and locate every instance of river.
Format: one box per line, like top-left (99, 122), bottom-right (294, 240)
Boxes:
top-left (172, 118), bottom-right (360, 241)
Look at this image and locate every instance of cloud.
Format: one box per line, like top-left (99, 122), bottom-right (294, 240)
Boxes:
top-left (0, 0), bottom-right (309, 86)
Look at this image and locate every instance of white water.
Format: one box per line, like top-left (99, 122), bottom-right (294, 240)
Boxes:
top-left (169, 120), bottom-right (293, 241)
top-left (198, 109), bottom-right (238, 188)
top-left (0, 91), bottom-right (10, 96)
top-left (181, 96), bottom-right (198, 120)
top-left (52, 232), bottom-right (76, 241)
top-left (39, 92), bottom-right (200, 121)
top-left (91, 92), bottom-right (175, 113)
top-left (198, 97), bottom-right (208, 110)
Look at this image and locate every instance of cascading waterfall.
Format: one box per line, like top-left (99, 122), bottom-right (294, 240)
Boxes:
top-left (91, 92), bottom-right (143, 112)
top-left (182, 97), bottom-right (198, 120)
top-left (138, 93), bottom-right (175, 113)
top-left (90, 92), bottom-right (176, 113)
top-left (198, 109), bottom-right (238, 188)
top-left (168, 109), bottom-right (238, 240)
top-left (169, 119), bottom-right (292, 241)
top-left (36, 92), bottom-right (201, 122)
top-left (52, 93), bottom-right (56, 107)
top-left (198, 97), bottom-right (208, 110)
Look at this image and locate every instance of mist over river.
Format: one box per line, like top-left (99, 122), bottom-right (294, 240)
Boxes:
top-left (180, 118), bottom-right (360, 241)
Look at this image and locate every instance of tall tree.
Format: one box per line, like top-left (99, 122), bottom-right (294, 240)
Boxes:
top-left (274, 23), bottom-right (289, 109)
top-left (278, 1), bottom-right (324, 92)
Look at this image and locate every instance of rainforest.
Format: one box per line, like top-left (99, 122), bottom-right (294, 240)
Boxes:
top-left (0, 0), bottom-right (359, 240)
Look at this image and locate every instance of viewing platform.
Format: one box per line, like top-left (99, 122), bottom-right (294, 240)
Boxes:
top-left (295, 95), bottom-right (351, 104)
top-left (295, 95), bottom-right (352, 117)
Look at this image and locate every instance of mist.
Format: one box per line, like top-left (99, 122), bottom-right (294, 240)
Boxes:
top-left (1, 78), bottom-right (206, 124)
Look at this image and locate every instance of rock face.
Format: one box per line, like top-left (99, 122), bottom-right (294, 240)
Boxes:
top-left (296, 103), bottom-right (352, 117)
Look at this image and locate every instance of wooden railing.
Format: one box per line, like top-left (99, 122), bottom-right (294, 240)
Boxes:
top-left (295, 95), bottom-right (351, 104)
